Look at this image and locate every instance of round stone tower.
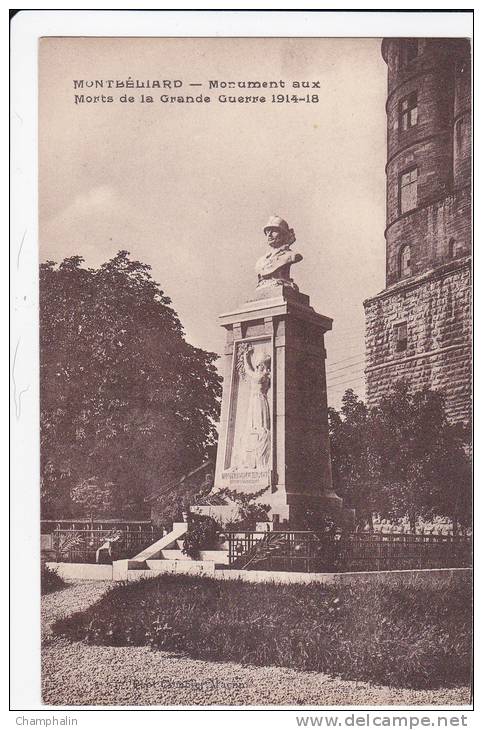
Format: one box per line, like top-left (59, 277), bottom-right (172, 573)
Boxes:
top-left (364, 38), bottom-right (471, 425)
top-left (382, 38), bottom-right (471, 287)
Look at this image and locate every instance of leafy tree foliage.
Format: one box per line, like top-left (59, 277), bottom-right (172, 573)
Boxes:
top-left (329, 384), bottom-right (471, 532)
top-left (328, 390), bottom-right (379, 528)
top-left (70, 479), bottom-right (116, 519)
top-left (40, 251), bottom-right (221, 518)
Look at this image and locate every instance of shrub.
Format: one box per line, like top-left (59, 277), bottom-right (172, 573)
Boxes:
top-left (52, 572), bottom-right (471, 690)
top-left (41, 563), bottom-right (67, 595)
top-left (182, 514), bottom-right (222, 558)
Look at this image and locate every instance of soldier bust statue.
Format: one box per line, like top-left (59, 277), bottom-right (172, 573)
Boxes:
top-left (255, 215), bottom-right (303, 291)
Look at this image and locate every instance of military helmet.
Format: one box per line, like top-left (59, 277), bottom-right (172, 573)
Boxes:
top-left (264, 215), bottom-right (289, 235)
top-left (263, 215), bottom-right (296, 245)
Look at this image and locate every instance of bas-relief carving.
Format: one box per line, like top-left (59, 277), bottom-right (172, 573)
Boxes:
top-left (236, 343), bottom-right (271, 469)
top-left (255, 215), bottom-right (302, 292)
top-left (223, 340), bottom-right (272, 488)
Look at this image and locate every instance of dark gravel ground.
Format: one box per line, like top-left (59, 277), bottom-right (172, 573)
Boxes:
top-left (41, 581), bottom-right (471, 707)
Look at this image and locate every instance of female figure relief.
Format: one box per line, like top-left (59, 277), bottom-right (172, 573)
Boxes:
top-left (237, 345), bottom-right (271, 470)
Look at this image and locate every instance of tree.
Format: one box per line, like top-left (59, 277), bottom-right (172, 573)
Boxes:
top-left (374, 382), bottom-right (454, 531)
top-left (328, 389), bottom-right (380, 528)
top-left (329, 382), bottom-right (471, 533)
top-left (40, 251), bottom-right (222, 518)
top-left (428, 420), bottom-right (472, 534)
top-left (70, 479), bottom-right (116, 519)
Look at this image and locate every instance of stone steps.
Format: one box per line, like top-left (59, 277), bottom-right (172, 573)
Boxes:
top-left (131, 521), bottom-right (188, 561)
top-left (113, 520), bottom-right (230, 580)
top-left (160, 548), bottom-right (229, 563)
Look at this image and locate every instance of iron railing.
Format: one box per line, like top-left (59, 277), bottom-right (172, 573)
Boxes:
top-left (51, 525), bottom-right (161, 564)
top-left (41, 519), bottom-right (153, 534)
top-left (339, 531), bottom-right (471, 572)
top-left (226, 530), bottom-right (472, 573)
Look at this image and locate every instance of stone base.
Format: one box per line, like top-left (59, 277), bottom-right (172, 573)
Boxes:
top-left (268, 490), bottom-right (354, 530)
top-left (190, 503), bottom-right (241, 526)
top-left (192, 489), bottom-right (354, 531)
top-left (246, 281), bottom-right (310, 306)
top-left (318, 492), bottom-right (356, 529)
top-left (320, 490), bottom-right (344, 511)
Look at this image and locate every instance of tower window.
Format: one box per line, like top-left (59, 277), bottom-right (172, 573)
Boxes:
top-left (399, 92), bottom-right (418, 131)
top-left (400, 39), bottom-right (419, 67)
top-left (399, 244), bottom-right (412, 278)
top-left (394, 322), bottom-right (408, 353)
top-left (449, 238), bottom-right (456, 259)
top-left (399, 167), bottom-right (418, 214)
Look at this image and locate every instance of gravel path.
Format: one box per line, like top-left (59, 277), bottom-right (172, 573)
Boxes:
top-left (42, 581), bottom-right (471, 707)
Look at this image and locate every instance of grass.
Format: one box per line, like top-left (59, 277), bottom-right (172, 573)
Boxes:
top-left (52, 572), bottom-right (471, 690)
top-left (41, 563), bottom-right (68, 595)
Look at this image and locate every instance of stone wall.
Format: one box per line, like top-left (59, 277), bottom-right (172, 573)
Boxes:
top-left (386, 186), bottom-right (471, 286)
top-left (364, 257), bottom-right (471, 424)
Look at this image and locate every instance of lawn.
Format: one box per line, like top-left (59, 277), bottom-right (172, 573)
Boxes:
top-left (52, 573), bottom-right (471, 690)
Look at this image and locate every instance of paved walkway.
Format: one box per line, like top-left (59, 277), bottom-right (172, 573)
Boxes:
top-left (42, 581), bottom-right (471, 707)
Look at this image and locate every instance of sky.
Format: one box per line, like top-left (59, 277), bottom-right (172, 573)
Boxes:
top-left (39, 37), bottom-right (387, 408)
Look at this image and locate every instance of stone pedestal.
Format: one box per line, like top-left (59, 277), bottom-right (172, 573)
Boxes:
top-left (213, 284), bottom-right (342, 525)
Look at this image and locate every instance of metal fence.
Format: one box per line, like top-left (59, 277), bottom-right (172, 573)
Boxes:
top-left (50, 525), bottom-right (161, 564)
top-left (226, 530), bottom-right (472, 573)
top-left (41, 519), bottom-right (153, 533)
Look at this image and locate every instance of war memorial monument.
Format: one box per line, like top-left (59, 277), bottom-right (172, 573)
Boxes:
top-left (205, 215), bottom-right (351, 528)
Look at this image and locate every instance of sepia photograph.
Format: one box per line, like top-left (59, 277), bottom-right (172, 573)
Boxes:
top-left (11, 11), bottom-right (473, 713)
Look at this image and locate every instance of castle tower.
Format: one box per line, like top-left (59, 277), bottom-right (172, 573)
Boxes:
top-left (364, 38), bottom-right (471, 424)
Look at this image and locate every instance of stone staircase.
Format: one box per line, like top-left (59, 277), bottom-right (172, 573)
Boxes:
top-left (112, 521), bottom-right (230, 581)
